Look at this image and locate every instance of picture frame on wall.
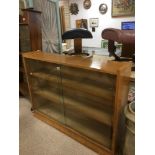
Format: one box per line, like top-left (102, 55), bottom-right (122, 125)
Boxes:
top-left (76, 19), bottom-right (88, 29)
top-left (112, 0), bottom-right (135, 17)
top-left (89, 18), bottom-right (99, 27)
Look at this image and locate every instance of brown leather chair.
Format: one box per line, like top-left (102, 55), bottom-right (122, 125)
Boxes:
top-left (102, 28), bottom-right (135, 61)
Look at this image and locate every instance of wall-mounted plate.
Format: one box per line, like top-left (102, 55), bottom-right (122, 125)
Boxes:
top-left (99, 3), bottom-right (108, 14)
top-left (83, 0), bottom-right (91, 9)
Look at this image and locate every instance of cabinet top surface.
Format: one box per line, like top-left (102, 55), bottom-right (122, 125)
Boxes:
top-left (23, 51), bottom-right (132, 75)
top-left (22, 9), bottom-right (42, 13)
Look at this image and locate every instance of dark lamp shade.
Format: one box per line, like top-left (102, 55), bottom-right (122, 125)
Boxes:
top-left (62, 28), bottom-right (93, 40)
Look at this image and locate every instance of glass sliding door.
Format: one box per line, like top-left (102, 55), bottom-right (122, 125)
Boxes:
top-left (61, 65), bottom-right (116, 149)
top-left (25, 58), bottom-right (65, 123)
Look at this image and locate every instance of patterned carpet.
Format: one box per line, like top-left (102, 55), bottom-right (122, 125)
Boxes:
top-left (128, 82), bottom-right (135, 103)
top-left (19, 98), bottom-right (97, 155)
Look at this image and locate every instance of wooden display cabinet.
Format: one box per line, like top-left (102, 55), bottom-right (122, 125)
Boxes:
top-left (19, 9), bottom-right (42, 97)
top-left (23, 51), bottom-right (132, 155)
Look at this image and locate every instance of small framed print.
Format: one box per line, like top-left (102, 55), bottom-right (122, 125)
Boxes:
top-left (76, 19), bottom-right (88, 29)
top-left (89, 18), bottom-right (99, 27)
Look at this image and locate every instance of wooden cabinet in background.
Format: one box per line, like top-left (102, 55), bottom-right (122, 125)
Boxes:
top-left (19, 9), bottom-right (42, 97)
top-left (23, 51), bottom-right (131, 155)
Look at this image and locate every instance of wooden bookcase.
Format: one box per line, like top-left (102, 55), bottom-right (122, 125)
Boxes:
top-left (23, 51), bottom-right (131, 155)
top-left (19, 9), bottom-right (42, 97)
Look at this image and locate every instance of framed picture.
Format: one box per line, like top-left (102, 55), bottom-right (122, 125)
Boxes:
top-left (76, 19), bottom-right (88, 29)
top-left (112, 0), bottom-right (135, 17)
top-left (89, 18), bottom-right (99, 27)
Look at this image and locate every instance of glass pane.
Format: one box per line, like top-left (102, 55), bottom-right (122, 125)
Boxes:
top-left (19, 25), bottom-right (31, 51)
top-left (65, 110), bottom-right (112, 148)
top-left (26, 59), bottom-right (64, 123)
top-left (61, 66), bottom-right (116, 148)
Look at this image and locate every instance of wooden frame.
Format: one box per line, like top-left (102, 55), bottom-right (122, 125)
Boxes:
top-left (112, 0), bottom-right (135, 17)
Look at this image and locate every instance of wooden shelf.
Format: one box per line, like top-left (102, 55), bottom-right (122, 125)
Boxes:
top-left (30, 72), bottom-right (115, 101)
top-left (36, 103), bottom-right (111, 148)
top-left (63, 88), bottom-right (113, 113)
top-left (33, 89), bottom-right (112, 126)
top-left (19, 23), bottom-right (28, 25)
top-left (36, 104), bottom-right (64, 123)
top-left (22, 8), bottom-right (42, 13)
top-left (66, 113), bottom-right (112, 148)
top-left (61, 66), bottom-right (116, 88)
top-left (62, 78), bottom-right (114, 101)
top-left (34, 90), bottom-right (61, 105)
top-left (65, 97), bottom-right (112, 126)
top-left (31, 72), bottom-right (58, 82)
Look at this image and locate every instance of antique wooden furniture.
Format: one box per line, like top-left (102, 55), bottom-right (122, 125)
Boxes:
top-left (19, 9), bottom-right (42, 97)
top-left (22, 51), bottom-right (131, 155)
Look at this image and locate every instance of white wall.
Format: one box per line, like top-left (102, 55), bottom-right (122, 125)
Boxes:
top-left (69, 0), bottom-right (135, 47)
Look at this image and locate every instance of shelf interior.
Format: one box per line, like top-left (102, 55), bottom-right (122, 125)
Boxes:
top-left (33, 97), bottom-right (112, 149)
top-left (33, 94), bottom-right (64, 124)
top-left (65, 110), bottom-right (112, 148)
top-left (25, 59), bottom-right (116, 150)
top-left (32, 88), bottom-right (112, 127)
top-left (30, 71), bottom-right (115, 102)
top-left (64, 94), bottom-right (112, 126)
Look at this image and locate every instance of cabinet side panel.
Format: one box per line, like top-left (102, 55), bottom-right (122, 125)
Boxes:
top-left (28, 12), bottom-right (42, 51)
top-left (111, 64), bottom-right (132, 154)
